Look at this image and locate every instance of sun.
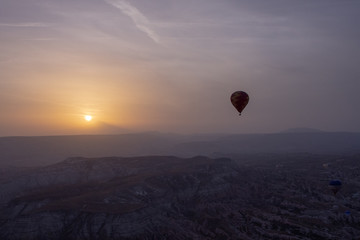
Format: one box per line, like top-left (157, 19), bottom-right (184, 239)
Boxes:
top-left (84, 115), bottom-right (92, 122)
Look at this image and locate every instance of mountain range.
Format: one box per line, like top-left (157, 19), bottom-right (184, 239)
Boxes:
top-left (1, 131), bottom-right (360, 167)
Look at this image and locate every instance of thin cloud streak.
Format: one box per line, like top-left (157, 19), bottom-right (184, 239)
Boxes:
top-left (0, 22), bottom-right (50, 28)
top-left (24, 38), bottom-right (56, 41)
top-left (103, 0), bottom-right (160, 44)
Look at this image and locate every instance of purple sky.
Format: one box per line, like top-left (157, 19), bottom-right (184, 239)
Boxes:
top-left (1, 0), bottom-right (360, 136)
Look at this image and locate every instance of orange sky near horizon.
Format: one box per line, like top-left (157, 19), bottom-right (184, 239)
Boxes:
top-left (1, 0), bottom-right (360, 136)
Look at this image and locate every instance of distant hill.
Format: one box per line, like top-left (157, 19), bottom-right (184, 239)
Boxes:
top-left (0, 133), bottom-right (184, 167)
top-left (1, 132), bottom-right (360, 167)
top-left (280, 127), bottom-right (324, 133)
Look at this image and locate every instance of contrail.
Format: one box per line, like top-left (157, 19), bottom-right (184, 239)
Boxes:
top-left (103, 0), bottom-right (160, 44)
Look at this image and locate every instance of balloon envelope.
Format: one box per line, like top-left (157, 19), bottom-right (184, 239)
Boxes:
top-left (231, 91), bottom-right (249, 115)
top-left (328, 180), bottom-right (342, 195)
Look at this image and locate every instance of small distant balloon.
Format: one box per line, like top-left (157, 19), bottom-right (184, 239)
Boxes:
top-left (322, 163), bottom-right (329, 169)
top-left (230, 91), bottom-right (249, 115)
top-left (328, 180), bottom-right (342, 195)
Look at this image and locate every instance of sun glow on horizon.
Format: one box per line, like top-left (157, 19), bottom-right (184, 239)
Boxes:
top-left (84, 115), bottom-right (93, 122)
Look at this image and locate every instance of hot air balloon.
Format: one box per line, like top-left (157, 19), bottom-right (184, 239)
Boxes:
top-left (328, 180), bottom-right (342, 195)
top-left (231, 91), bottom-right (249, 115)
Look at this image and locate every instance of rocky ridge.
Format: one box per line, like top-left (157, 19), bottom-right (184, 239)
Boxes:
top-left (1, 155), bottom-right (360, 239)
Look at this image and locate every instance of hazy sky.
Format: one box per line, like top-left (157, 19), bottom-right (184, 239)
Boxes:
top-left (1, 0), bottom-right (359, 136)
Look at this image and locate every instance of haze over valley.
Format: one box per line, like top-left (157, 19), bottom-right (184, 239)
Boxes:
top-left (1, 131), bottom-right (360, 167)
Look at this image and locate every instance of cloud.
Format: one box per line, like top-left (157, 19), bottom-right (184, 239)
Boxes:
top-left (24, 38), bottom-right (56, 41)
top-left (0, 22), bottom-right (50, 27)
top-left (0, 59), bottom-right (14, 64)
top-left (103, 0), bottom-right (160, 44)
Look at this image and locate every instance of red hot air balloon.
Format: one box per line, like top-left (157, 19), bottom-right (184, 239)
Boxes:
top-left (231, 91), bottom-right (249, 115)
